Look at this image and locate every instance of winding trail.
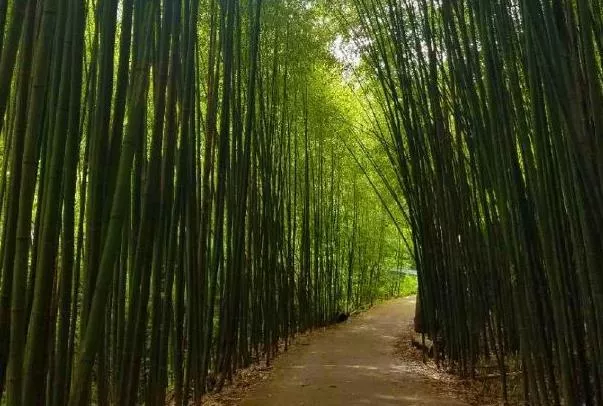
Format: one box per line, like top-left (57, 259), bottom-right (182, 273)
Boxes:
top-left (240, 297), bottom-right (468, 406)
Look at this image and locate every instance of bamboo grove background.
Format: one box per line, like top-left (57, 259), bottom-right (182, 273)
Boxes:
top-left (341, 0), bottom-right (603, 404)
top-left (0, 0), bottom-right (413, 404)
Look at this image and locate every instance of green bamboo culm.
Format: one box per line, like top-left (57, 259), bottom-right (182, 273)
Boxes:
top-left (345, 0), bottom-right (603, 403)
top-left (0, 0), bottom-right (410, 404)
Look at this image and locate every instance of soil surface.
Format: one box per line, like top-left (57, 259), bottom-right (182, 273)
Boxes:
top-left (238, 297), bottom-right (469, 406)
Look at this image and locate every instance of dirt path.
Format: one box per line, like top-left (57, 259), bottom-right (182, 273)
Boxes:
top-left (239, 297), bottom-right (469, 406)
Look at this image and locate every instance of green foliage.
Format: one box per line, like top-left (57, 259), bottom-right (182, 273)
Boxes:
top-left (344, 0), bottom-right (603, 404)
top-left (0, 0), bottom-right (411, 404)
top-left (398, 275), bottom-right (418, 298)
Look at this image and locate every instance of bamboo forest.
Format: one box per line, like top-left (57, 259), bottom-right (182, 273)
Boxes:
top-left (0, 0), bottom-right (601, 404)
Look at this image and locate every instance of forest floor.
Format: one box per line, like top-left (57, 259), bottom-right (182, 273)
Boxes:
top-left (202, 297), bottom-right (507, 406)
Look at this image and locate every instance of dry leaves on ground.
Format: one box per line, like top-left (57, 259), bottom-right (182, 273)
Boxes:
top-left (393, 321), bottom-right (524, 406)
